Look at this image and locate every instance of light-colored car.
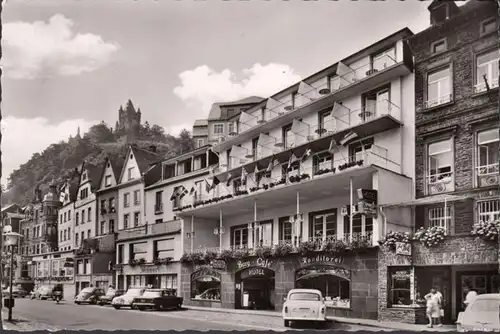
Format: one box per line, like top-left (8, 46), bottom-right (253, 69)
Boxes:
top-left (282, 288), bottom-right (327, 327)
top-left (456, 293), bottom-right (500, 332)
top-left (31, 286), bottom-right (53, 300)
top-left (112, 287), bottom-right (145, 310)
top-left (2, 286), bottom-right (27, 298)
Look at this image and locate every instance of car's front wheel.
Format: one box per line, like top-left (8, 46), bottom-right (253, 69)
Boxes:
top-left (113, 306), bottom-right (121, 310)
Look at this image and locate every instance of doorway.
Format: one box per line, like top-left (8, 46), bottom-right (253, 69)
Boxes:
top-left (455, 269), bottom-right (500, 317)
top-left (416, 266), bottom-right (452, 324)
top-left (235, 267), bottom-right (275, 310)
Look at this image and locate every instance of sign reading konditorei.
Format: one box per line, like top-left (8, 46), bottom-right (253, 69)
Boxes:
top-left (236, 257), bottom-right (273, 271)
top-left (357, 188), bottom-right (378, 218)
top-left (301, 254), bottom-right (343, 266)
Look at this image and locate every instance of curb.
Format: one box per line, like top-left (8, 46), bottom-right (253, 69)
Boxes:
top-left (184, 306), bottom-right (282, 318)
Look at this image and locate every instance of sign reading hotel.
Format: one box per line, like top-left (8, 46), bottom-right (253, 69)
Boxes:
top-left (357, 189), bottom-right (378, 218)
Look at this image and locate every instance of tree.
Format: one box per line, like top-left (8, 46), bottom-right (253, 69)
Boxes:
top-left (176, 129), bottom-right (195, 154)
top-left (84, 122), bottom-right (115, 143)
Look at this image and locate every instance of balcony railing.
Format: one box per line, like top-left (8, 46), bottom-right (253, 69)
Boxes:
top-left (187, 232), bottom-right (373, 254)
top-left (424, 94), bottom-right (452, 109)
top-left (427, 172), bottom-right (454, 195)
top-left (474, 77), bottom-right (499, 94)
top-left (116, 220), bottom-right (181, 241)
top-left (476, 163), bottom-right (500, 187)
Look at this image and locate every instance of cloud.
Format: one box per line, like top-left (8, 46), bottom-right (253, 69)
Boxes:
top-left (1, 116), bottom-right (97, 185)
top-left (2, 14), bottom-right (119, 79)
top-left (173, 63), bottom-right (302, 112)
top-left (163, 123), bottom-right (192, 137)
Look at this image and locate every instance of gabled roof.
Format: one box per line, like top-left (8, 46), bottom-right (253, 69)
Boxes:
top-left (193, 119), bottom-right (208, 127)
top-left (131, 145), bottom-right (162, 175)
top-left (79, 161), bottom-right (103, 192)
top-left (97, 155), bottom-right (126, 189)
top-left (207, 96), bottom-right (265, 121)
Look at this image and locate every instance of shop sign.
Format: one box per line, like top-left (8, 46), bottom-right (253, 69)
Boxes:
top-left (295, 265), bottom-right (350, 281)
top-left (300, 254), bottom-right (343, 266)
top-left (240, 267), bottom-right (273, 280)
top-left (210, 259), bottom-right (227, 270)
top-left (236, 257), bottom-right (273, 271)
top-left (140, 266), bottom-right (160, 274)
top-left (191, 268), bottom-right (221, 282)
top-left (395, 242), bottom-right (411, 256)
top-left (357, 189), bottom-right (378, 218)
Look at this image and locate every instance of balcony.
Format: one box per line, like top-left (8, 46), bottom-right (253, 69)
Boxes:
top-left (427, 172), bottom-right (454, 195)
top-left (215, 50), bottom-right (412, 153)
top-left (424, 94), bottom-right (453, 109)
top-left (116, 220), bottom-right (182, 241)
top-left (476, 163), bottom-right (500, 187)
top-left (474, 77), bottom-right (499, 94)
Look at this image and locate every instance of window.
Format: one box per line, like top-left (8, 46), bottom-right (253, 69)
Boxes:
top-left (124, 214), bottom-right (130, 229)
top-left (233, 177), bottom-right (244, 193)
top-left (63, 212), bottom-right (66, 222)
top-left (63, 230), bottom-right (67, 241)
top-left (363, 87), bottom-right (390, 121)
top-left (130, 242), bottom-right (147, 262)
top-left (105, 175), bottom-right (112, 187)
top-left (68, 210), bottom-right (71, 220)
top-left (291, 92), bottom-right (298, 109)
top-left (81, 231), bottom-right (84, 243)
top-left (256, 170), bottom-right (271, 186)
top-left (260, 107), bottom-right (267, 123)
top-left (476, 128), bottom-right (499, 182)
top-left (109, 219), bottom-right (115, 233)
top-left (193, 157), bottom-right (201, 170)
top-left (477, 200), bottom-right (500, 223)
top-left (161, 275), bottom-right (178, 290)
top-left (427, 138), bottom-right (453, 188)
top-left (197, 139), bottom-right (204, 148)
top-left (155, 191), bottom-right (163, 213)
top-left (109, 198), bottom-right (115, 211)
top-left (431, 4), bottom-right (449, 25)
top-left (191, 269), bottom-right (221, 301)
top-left (117, 244), bottom-right (124, 264)
top-left (226, 150), bottom-right (232, 169)
top-left (134, 212), bottom-right (140, 227)
top-left (426, 66), bottom-right (452, 108)
top-left (213, 123), bottom-right (224, 134)
top-left (68, 227), bottom-right (71, 239)
top-left (475, 50), bottom-right (500, 93)
top-left (371, 47), bottom-right (396, 71)
top-left (134, 190), bottom-right (140, 205)
top-left (252, 137), bottom-right (259, 160)
top-left (228, 122), bottom-right (234, 136)
top-left (87, 207), bottom-right (91, 222)
top-left (81, 210), bottom-right (85, 223)
top-left (194, 181), bottom-right (203, 202)
top-left (318, 108), bottom-right (333, 134)
top-left (310, 210), bottom-right (337, 240)
top-left (100, 200), bottom-right (106, 213)
top-left (177, 162), bottom-right (185, 176)
top-left (87, 229), bottom-right (91, 238)
top-left (173, 194), bottom-right (182, 209)
top-left (431, 39), bottom-right (447, 54)
top-left (388, 267), bottom-right (412, 307)
top-left (75, 233), bottom-right (79, 247)
top-left (428, 206), bottom-right (452, 233)
top-left (124, 193), bottom-right (130, 208)
top-left (154, 238), bottom-right (174, 259)
top-left (481, 18), bottom-right (497, 35)
top-left (80, 188), bottom-right (89, 199)
top-left (313, 152), bottom-right (333, 175)
top-left (231, 225), bottom-right (248, 249)
top-left (100, 221), bottom-right (105, 235)
top-left (283, 124), bottom-right (294, 149)
top-left (282, 161), bottom-right (300, 180)
top-left (155, 219), bottom-right (162, 224)
top-left (349, 137), bottom-right (374, 162)
top-left (127, 167), bottom-right (135, 181)
top-left (279, 216), bottom-right (293, 243)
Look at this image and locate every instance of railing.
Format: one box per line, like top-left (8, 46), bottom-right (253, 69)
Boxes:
top-left (474, 77), bottom-right (499, 94)
top-left (424, 94), bottom-right (452, 109)
top-left (187, 232), bottom-right (373, 254)
top-left (116, 220), bottom-right (182, 240)
top-left (476, 163), bottom-right (499, 176)
top-left (427, 172), bottom-right (454, 194)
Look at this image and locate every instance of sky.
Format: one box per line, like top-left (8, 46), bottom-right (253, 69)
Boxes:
top-left (1, 0), bottom-right (437, 185)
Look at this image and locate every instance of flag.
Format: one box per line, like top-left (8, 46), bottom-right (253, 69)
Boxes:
top-left (301, 149), bottom-right (312, 162)
top-left (226, 173), bottom-right (234, 186)
top-left (328, 139), bottom-right (338, 154)
top-left (212, 176), bottom-right (221, 189)
top-left (241, 167), bottom-right (248, 184)
top-left (340, 131), bottom-right (358, 146)
top-left (170, 187), bottom-right (180, 201)
top-left (205, 179), bottom-right (211, 193)
top-left (253, 164), bottom-right (260, 175)
top-left (189, 186), bottom-right (196, 195)
top-left (179, 186), bottom-right (189, 199)
top-left (288, 153), bottom-right (299, 168)
top-left (266, 156), bottom-right (276, 172)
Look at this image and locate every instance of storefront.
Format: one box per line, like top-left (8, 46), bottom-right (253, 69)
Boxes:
top-left (378, 236), bottom-right (500, 324)
top-left (181, 249), bottom-right (379, 319)
top-left (117, 261), bottom-right (180, 292)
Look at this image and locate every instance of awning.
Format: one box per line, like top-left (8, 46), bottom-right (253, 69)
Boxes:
top-left (380, 194), bottom-right (472, 208)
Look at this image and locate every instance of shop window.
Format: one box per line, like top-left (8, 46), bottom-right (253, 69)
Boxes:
top-left (161, 274), bottom-right (178, 290)
top-left (130, 242), bottom-right (147, 262)
top-left (191, 268), bottom-right (221, 301)
top-left (388, 267), bottom-right (413, 308)
top-left (154, 238), bottom-right (175, 259)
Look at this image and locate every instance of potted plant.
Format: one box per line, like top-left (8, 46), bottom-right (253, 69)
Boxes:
top-left (471, 220), bottom-right (500, 242)
top-left (254, 245), bottom-right (273, 258)
top-left (297, 240), bottom-right (318, 256)
top-left (218, 249), bottom-right (233, 262)
top-left (378, 231), bottom-right (411, 251)
top-left (414, 226), bottom-right (446, 248)
top-left (203, 250), bottom-right (218, 263)
top-left (272, 243), bottom-right (293, 257)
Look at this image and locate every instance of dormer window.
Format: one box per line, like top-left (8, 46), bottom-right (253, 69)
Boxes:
top-left (82, 173), bottom-right (87, 181)
top-left (431, 39), bottom-right (447, 54)
top-left (481, 18), bottom-right (497, 36)
top-left (105, 175), bottom-right (112, 187)
top-left (431, 4), bottom-right (449, 25)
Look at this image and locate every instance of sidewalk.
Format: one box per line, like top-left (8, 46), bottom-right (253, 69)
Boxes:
top-left (184, 305), bottom-right (456, 332)
top-left (2, 309), bottom-right (61, 331)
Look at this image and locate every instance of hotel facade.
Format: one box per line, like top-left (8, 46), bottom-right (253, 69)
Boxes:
top-left (175, 28), bottom-right (416, 319)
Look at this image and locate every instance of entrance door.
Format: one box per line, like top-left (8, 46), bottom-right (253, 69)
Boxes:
top-left (415, 266), bottom-right (452, 324)
top-left (235, 267), bottom-right (275, 310)
top-left (455, 270), bottom-right (500, 318)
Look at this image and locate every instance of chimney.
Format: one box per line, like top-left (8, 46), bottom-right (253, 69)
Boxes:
top-left (149, 145), bottom-right (157, 153)
top-left (428, 0), bottom-right (459, 26)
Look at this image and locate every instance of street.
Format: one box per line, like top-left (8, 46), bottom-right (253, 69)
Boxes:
top-left (2, 298), bottom-right (392, 331)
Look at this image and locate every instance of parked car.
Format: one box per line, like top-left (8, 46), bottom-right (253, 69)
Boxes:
top-left (98, 289), bottom-right (125, 306)
top-left (2, 286), bottom-right (27, 298)
top-left (75, 287), bottom-right (105, 305)
top-left (31, 286), bottom-right (53, 300)
top-left (132, 288), bottom-right (183, 311)
top-left (282, 289), bottom-right (327, 328)
top-left (456, 293), bottom-right (500, 332)
top-left (112, 287), bottom-right (146, 310)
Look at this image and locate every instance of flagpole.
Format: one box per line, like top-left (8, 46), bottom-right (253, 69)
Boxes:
top-left (296, 191), bottom-right (300, 246)
top-left (219, 209), bottom-right (223, 254)
top-left (253, 201), bottom-right (257, 248)
top-left (349, 177), bottom-right (353, 243)
top-left (444, 198), bottom-right (448, 233)
top-left (190, 215), bottom-right (194, 253)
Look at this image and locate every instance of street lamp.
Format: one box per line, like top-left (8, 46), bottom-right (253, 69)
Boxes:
top-left (3, 231), bottom-right (22, 322)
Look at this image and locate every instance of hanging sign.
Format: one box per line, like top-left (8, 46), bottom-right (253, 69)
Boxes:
top-left (210, 259), bottom-right (227, 270)
top-left (357, 189), bottom-right (378, 218)
top-left (301, 254), bottom-right (343, 266)
top-left (395, 242), bottom-right (411, 256)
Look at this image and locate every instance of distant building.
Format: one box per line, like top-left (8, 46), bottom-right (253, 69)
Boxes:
top-left (115, 99), bottom-right (142, 143)
top-left (192, 96), bottom-right (265, 148)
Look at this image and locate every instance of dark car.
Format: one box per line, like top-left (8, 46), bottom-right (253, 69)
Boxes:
top-left (2, 286), bottom-right (27, 298)
top-left (132, 288), bottom-right (183, 311)
top-left (75, 287), bottom-right (105, 305)
top-left (98, 289), bottom-right (125, 306)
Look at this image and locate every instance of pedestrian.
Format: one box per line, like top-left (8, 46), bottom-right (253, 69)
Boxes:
top-left (424, 288), bottom-right (440, 328)
top-left (435, 288), bottom-right (443, 327)
top-left (463, 285), bottom-right (477, 310)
